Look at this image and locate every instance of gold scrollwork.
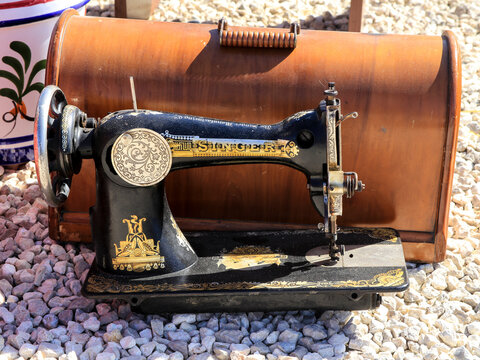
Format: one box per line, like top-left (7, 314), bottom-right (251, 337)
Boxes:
top-left (112, 215), bottom-right (165, 272)
top-left (85, 268), bottom-right (405, 294)
top-left (340, 227), bottom-right (399, 243)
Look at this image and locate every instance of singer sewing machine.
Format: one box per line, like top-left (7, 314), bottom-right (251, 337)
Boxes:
top-left (34, 83), bottom-right (408, 312)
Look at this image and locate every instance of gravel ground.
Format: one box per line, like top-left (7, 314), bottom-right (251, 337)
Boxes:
top-left (0, 1), bottom-right (477, 359)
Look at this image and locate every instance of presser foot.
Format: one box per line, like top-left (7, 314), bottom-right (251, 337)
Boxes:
top-left (82, 227), bottom-right (409, 313)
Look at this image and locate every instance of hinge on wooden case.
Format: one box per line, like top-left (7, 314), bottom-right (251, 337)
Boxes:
top-left (217, 18), bottom-right (300, 49)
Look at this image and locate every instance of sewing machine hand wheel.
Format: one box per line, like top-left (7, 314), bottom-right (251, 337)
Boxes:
top-left (34, 85), bottom-right (84, 207)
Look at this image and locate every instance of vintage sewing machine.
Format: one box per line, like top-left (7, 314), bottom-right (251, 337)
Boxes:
top-left (34, 82), bottom-right (408, 312)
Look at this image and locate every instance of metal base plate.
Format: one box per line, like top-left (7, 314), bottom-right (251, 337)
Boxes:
top-left (83, 227), bottom-right (408, 313)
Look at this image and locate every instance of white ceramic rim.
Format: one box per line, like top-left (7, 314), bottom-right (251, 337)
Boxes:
top-left (0, 0), bottom-right (89, 27)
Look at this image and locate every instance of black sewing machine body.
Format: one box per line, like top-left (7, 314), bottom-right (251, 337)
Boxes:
top-left (90, 108), bottom-right (330, 275)
top-left (35, 84), bottom-right (408, 312)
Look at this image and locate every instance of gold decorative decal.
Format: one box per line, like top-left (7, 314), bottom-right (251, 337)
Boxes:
top-left (326, 110), bottom-right (338, 169)
top-left (112, 215), bottom-right (165, 272)
top-left (86, 269), bottom-right (405, 294)
top-left (161, 131), bottom-right (299, 158)
top-left (112, 128), bottom-right (172, 187)
top-left (341, 227), bottom-right (399, 243)
top-left (217, 246), bottom-right (288, 270)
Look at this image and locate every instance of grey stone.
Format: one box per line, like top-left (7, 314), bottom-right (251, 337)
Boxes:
top-left (1, 263), bottom-right (15, 277)
top-left (50, 244), bottom-right (67, 257)
top-left (38, 342), bottom-right (65, 357)
top-left (141, 341), bottom-right (156, 356)
top-left (83, 316), bottom-right (101, 332)
top-left (33, 264), bottom-right (48, 286)
top-left (49, 296), bottom-right (71, 308)
top-left (230, 343), bottom-right (250, 354)
top-left (0, 306), bottom-right (14, 323)
top-left (71, 332), bottom-right (90, 344)
top-left (251, 341), bottom-right (270, 354)
top-left (172, 313), bottom-right (196, 325)
top-left (139, 328), bottom-right (153, 340)
top-left (213, 346), bottom-right (230, 360)
top-left (96, 303), bottom-right (111, 316)
top-left (17, 320), bottom-right (33, 333)
top-left (68, 279), bottom-right (83, 296)
top-left (168, 340), bottom-right (188, 358)
top-left (265, 331), bottom-right (279, 345)
top-left (454, 346), bottom-right (474, 360)
top-left (167, 330), bottom-right (191, 342)
top-left (38, 278), bottom-right (57, 293)
top-left (99, 311), bottom-right (118, 325)
top-left (439, 329), bottom-right (458, 347)
top-left (68, 320), bottom-right (85, 334)
top-left (15, 237), bottom-right (34, 251)
top-left (291, 345), bottom-right (308, 359)
top-left (188, 342), bottom-right (207, 355)
top-left (15, 258), bottom-right (31, 270)
top-left (276, 320), bottom-right (289, 332)
top-left (215, 329), bottom-right (244, 344)
top-left (24, 185), bottom-right (43, 203)
top-left (303, 353), bottom-right (323, 360)
top-left (0, 279), bottom-right (12, 297)
top-left (18, 250), bottom-right (34, 263)
top-left (96, 352), bottom-right (116, 360)
top-left (206, 317), bottom-right (219, 331)
top-left (7, 331), bottom-right (29, 349)
top-left (23, 291), bottom-right (42, 301)
top-left (68, 297), bottom-right (95, 312)
top-left (201, 335), bottom-right (215, 353)
top-left (18, 269), bottom-right (35, 283)
top-left (118, 303), bottom-right (131, 319)
top-left (74, 259), bottom-right (90, 278)
top-left (250, 321), bottom-right (265, 332)
top-left (250, 328), bottom-right (269, 343)
top-left (19, 343), bottom-right (37, 358)
top-left (54, 260), bottom-right (68, 274)
top-left (169, 351), bottom-right (185, 360)
top-left (120, 336), bottom-right (136, 349)
top-left (28, 299), bottom-right (49, 317)
top-left (302, 324), bottom-right (327, 341)
top-left (50, 326), bottom-right (67, 338)
top-left (130, 319), bottom-right (148, 331)
top-left (37, 328), bottom-right (54, 342)
top-left (65, 341), bottom-right (83, 355)
top-left (12, 282), bottom-right (34, 297)
top-left (128, 345), bottom-right (142, 356)
top-left (310, 343), bottom-right (334, 358)
top-left (273, 341), bottom-right (296, 353)
top-left (42, 313), bottom-right (59, 329)
top-left (278, 329), bottom-right (301, 344)
top-left (0, 251), bottom-right (15, 264)
top-left (0, 345), bottom-right (18, 359)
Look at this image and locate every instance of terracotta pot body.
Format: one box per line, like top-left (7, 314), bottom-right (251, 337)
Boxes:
top-left (46, 10), bottom-right (461, 262)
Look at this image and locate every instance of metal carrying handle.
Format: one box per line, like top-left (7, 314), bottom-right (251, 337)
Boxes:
top-left (217, 18), bottom-right (300, 49)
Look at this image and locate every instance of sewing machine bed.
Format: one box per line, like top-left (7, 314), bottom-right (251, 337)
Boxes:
top-left (83, 227), bottom-right (408, 312)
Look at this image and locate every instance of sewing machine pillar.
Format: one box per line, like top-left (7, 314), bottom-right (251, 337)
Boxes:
top-left (91, 172), bottom-right (197, 274)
